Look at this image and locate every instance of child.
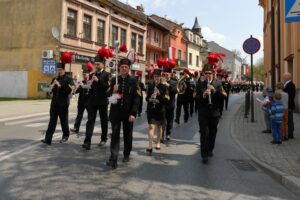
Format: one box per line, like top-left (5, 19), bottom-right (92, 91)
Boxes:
top-left (270, 90), bottom-right (284, 144)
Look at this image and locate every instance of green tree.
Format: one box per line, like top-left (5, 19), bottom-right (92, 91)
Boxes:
top-left (253, 57), bottom-right (264, 81)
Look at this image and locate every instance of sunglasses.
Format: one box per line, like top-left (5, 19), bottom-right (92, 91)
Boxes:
top-left (204, 72), bottom-right (212, 75)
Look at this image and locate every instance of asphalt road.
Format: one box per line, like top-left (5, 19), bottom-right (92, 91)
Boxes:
top-left (0, 95), bottom-right (298, 200)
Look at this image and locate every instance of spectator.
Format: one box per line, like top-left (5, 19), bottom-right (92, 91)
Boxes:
top-left (276, 82), bottom-right (289, 140)
top-left (270, 90), bottom-right (284, 144)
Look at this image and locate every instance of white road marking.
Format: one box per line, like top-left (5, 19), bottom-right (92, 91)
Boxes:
top-left (0, 112), bottom-right (49, 122)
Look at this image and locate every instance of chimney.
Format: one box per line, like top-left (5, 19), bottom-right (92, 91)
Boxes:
top-left (136, 4), bottom-right (144, 12)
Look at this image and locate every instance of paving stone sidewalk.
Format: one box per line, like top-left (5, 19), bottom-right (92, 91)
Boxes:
top-left (231, 92), bottom-right (300, 196)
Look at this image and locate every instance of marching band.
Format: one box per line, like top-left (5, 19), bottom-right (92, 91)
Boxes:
top-left (41, 47), bottom-right (232, 169)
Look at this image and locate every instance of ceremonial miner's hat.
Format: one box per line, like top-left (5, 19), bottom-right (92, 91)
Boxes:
top-left (202, 64), bottom-right (214, 73)
top-left (56, 62), bottom-right (65, 70)
top-left (119, 58), bottom-right (131, 67)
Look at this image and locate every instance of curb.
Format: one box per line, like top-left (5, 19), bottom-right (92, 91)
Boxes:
top-left (230, 104), bottom-right (300, 197)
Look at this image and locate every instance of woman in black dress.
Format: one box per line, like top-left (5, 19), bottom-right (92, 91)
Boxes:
top-left (146, 68), bottom-right (169, 155)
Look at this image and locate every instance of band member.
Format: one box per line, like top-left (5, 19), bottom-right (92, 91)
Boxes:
top-left (196, 64), bottom-right (223, 164)
top-left (175, 71), bottom-right (190, 124)
top-left (193, 71), bottom-right (199, 113)
top-left (106, 58), bottom-right (140, 169)
top-left (135, 71), bottom-right (146, 117)
top-left (162, 68), bottom-right (177, 141)
top-left (145, 68), bottom-right (168, 155)
top-left (223, 74), bottom-right (231, 110)
top-left (216, 72), bottom-right (225, 116)
top-left (41, 62), bottom-right (74, 145)
top-left (71, 65), bottom-right (91, 133)
top-left (82, 55), bottom-right (110, 150)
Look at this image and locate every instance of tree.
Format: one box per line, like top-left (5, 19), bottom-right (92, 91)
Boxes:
top-left (253, 57), bottom-right (264, 81)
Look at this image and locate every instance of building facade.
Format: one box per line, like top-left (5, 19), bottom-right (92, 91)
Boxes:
top-left (208, 41), bottom-right (242, 81)
top-left (184, 17), bottom-right (205, 72)
top-left (146, 16), bottom-right (169, 68)
top-left (150, 15), bottom-right (188, 68)
top-left (0, 0), bottom-right (147, 98)
top-left (259, 0), bottom-right (300, 111)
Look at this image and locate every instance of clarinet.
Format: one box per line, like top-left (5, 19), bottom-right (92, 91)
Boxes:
top-left (207, 77), bottom-right (212, 105)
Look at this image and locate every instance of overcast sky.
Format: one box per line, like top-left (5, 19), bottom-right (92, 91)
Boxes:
top-left (120, 0), bottom-right (264, 64)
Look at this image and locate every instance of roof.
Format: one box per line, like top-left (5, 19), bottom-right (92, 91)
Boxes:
top-left (207, 41), bottom-right (243, 62)
top-left (150, 15), bottom-right (188, 40)
top-left (192, 17), bottom-right (201, 31)
top-left (104, 0), bottom-right (148, 23)
top-left (147, 16), bottom-right (170, 32)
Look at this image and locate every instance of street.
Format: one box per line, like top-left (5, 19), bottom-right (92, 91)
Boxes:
top-left (0, 95), bottom-right (298, 200)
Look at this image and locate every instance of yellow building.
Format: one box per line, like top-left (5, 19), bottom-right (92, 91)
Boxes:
top-left (184, 17), bottom-right (206, 73)
top-left (259, 0), bottom-right (300, 110)
top-left (0, 0), bottom-right (147, 98)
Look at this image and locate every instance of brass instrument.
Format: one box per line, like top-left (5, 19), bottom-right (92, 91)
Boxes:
top-left (176, 73), bottom-right (189, 94)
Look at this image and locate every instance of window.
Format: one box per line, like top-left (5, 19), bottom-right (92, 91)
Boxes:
top-left (190, 33), bottom-right (193, 41)
top-left (67, 9), bottom-right (77, 36)
top-left (178, 50), bottom-right (182, 60)
top-left (83, 15), bottom-right (92, 40)
top-left (154, 32), bottom-right (159, 43)
top-left (138, 35), bottom-right (143, 54)
top-left (154, 53), bottom-right (159, 64)
top-left (131, 32), bottom-right (137, 51)
top-left (196, 55), bottom-right (199, 66)
top-left (120, 29), bottom-right (126, 45)
top-left (97, 19), bottom-right (105, 43)
top-left (189, 53), bottom-right (192, 65)
top-left (112, 25), bottom-right (118, 45)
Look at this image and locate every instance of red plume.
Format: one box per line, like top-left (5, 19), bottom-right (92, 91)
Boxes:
top-left (157, 58), bottom-right (166, 68)
top-left (183, 69), bottom-right (193, 77)
top-left (119, 44), bottom-right (128, 52)
top-left (97, 47), bottom-right (114, 59)
top-left (87, 61), bottom-right (94, 72)
top-left (194, 71), bottom-right (199, 77)
top-left (61, 51), bottom-right (72, 63)
top-left (135, 70), bottom-right (142, 77)
top-left (167, 59), bottom-right (177, 69)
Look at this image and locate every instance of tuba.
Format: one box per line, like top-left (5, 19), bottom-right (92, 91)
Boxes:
top-left (176, 73), bottom-right (189, 94)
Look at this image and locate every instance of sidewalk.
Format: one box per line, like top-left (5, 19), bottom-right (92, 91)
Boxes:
top-left (231, 92), bottom-right (300, 196)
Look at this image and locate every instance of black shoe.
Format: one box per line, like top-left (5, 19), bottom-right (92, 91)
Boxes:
top-left (208, 151), bottom-right (214, 157)
top-left (70, 128), bottom-right (79, 133)
top-left (277, 141), bottom-right (282, 145)
top-left (270, 140), bottom-right (277, 144)
top-left (160, 139), bottom-right (164, 144)
top-left (82, 143), bottom-right (91, 150)
top-left (106, 160), bottom-right (117, 169)
top-left (41, 139), bottom-right (51, 145)
top-left (122, 156), bottom-right (130, 163)
top-left (98, 140), bottom-right (106, 147)
top-left (146, 148), bottom-right (152, 156)
top-left (166, 135), bottom-right (170, 141)
top-left (202, 157), bottom-right (208, 164)
top-left (59, 137), bottom-right (68, 143)
top-left (174, 119), bottom-right (180, 124)
top-left (184, 120), bottom-right (188, 123)
top-left (262, 130), bottom-right (272, 133)
top-left (288, 136), bottom-right (294, 139)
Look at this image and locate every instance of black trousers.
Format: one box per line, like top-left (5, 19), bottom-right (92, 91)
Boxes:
top-left (84, 104), bottom-right (108, 145)
top-left (45, 104), bottom-right (70, 143)
top-left (176, 99), bottom-right (189, 122)
top-left (138, 97), bottom-right (143, 115)
top-left (189, 98), bottom-right (195, 116)
top-left (224, 94), bottom-right (229, 110)
top-left (74, 104), bottom-right (88, 131)
top-left (219, 97), bottom-right (225, 115)
top-left (110, 117), bottom-right (133, 162)
top-left (165, 107), bottom-right (175, 136)
top-left (198, 114), bottom-right (220, 158)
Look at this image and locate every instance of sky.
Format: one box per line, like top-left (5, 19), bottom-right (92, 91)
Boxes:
top-left (119, 0), bottom-right (264, 64)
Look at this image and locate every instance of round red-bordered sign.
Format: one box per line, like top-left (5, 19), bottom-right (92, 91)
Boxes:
top-left (243, 37), bottom-right (261, 55)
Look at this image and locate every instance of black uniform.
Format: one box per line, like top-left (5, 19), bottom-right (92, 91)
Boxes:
top-left (83, 70), bottom-right (110, 148)
top-left (43, 75), bottom-right (73, 144)
top-left (196, 79), bottom-right (222, 162)
top-left (108, 75), bottom-right (140, 165)
top-left (164, 78), bottom-right (177, 137)
top-left (188, 79), bottom-right (197, 116)
top-left (137, 81), bottom-right (146, 116)
top-left (175, 79), bottom-right (190, 123)
top-left (73, 80), bottom-right (89, 132)
top-left (223, 80), bottom-right (231, 110)
top-left (146, 82), bottom-right (168, 125)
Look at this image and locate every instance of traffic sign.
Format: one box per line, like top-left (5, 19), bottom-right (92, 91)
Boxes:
top-left (243, 37), bottom-right (261, 55)
top-left (285, 0), bottom-right (300, 23)
top-left (42, 59), bottom-right (57, 75)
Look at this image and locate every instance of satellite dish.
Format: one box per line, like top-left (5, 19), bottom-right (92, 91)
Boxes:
top-left (51, 27), bottom-right (60, 41)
